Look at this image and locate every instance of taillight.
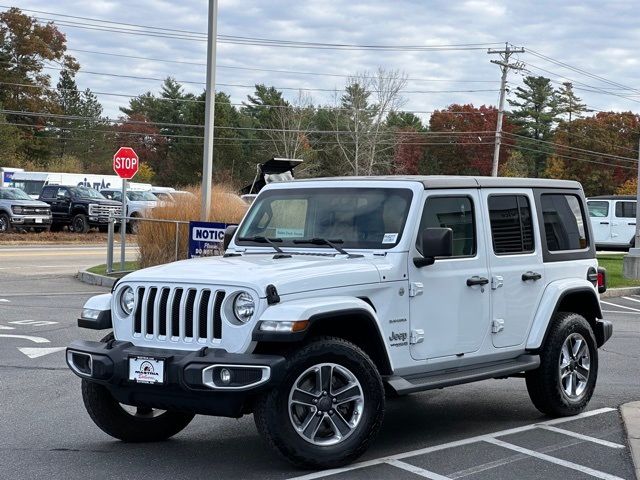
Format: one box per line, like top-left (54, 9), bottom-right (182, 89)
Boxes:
top-left (597, 267), bottom-right (607, 294)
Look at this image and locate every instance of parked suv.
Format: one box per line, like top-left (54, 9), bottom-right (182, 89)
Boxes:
top-left (39, 185), bottom-right (122, 233)
top-left (100, 188), bottom-right (158, 233)
top-left (0, 187), bottom-right (52, 233)
top-left (67, 176), bottom-right (611, 468)
top-left (588, 195), bottom-right (637, 249)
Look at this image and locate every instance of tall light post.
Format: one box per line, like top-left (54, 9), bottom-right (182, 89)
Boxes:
top-left (200, 0), bottom-right (218, 220)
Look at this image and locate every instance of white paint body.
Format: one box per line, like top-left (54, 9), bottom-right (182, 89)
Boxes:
top-left (91, 178), bottom-right (600, 376)
top-left (587, 197), bottom-right (636, 248)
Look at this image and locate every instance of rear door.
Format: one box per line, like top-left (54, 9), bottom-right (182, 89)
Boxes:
top-left (587, 200), bottom-right (612, 244)
top-left (481, 189), bottom-right (546, 348)
top-left (612, 200), bottom-right (636, 246)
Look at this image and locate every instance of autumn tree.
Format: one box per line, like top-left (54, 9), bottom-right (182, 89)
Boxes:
top-left (427, 104), bottom-right (512, 175)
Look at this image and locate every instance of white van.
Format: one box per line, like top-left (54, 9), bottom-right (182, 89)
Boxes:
top-left (587, 195), bottom-right (637, 249)
top-left (9, 171), bottom-right (151, 199)
top-left (0, 167), bottom-right (24, 187)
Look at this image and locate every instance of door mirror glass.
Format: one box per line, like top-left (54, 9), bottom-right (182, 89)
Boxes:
top-left (414, 227), bottom-right (453, 267)
top-left (223, 225), bottom-right (238, 251)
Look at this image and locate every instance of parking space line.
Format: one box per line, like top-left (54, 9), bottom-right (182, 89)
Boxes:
top-left (602, 309), bottom-right (640, 315)
top-left (621, 296), bottom-right (640, 304)
top-left (536, 425), bottom-right (626, 449)
top-left (286, 407), bottom-right (616, 480)
top-left (0, 291), bottom-right (105, 298)
top-left (600, 300), bottom-right (640, 312)
top-left (385, 459), bottom-right (452, 479)
top-left (484, 438), bottom-right (625, 480)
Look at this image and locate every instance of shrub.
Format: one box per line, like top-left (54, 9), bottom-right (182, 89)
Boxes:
top-left (137, 185), bottom-right (248, 268)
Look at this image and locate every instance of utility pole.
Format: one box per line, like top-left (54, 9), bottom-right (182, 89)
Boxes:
top-left (623, 137), bottom-right (640, 279)
top-left (200, 0), bottom-right (218, 220)
top-left (488, 43), bottom-right (525, 177)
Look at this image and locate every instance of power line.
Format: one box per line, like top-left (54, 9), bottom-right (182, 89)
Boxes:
top-left (507, 143), bottom-right (636, 171)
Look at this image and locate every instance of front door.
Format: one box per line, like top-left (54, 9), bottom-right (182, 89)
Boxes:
top-left (612, 200), bottom-right (636, 246)
top-left (408, 190), bottom-right (491, 360)
top-left (481, 190), bottom-right (546, 348)
top-left (587, 200), bottom-right (611, 244)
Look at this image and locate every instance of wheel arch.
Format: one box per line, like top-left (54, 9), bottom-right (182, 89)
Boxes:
top-left (72, 205), bottom-right (88, 216)
top-left (527, 282), bottom-right (603, 351)
top-left (253, 297), bottom-right (392, 376)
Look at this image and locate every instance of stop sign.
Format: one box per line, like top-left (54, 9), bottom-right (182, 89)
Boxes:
top-left (113, 147), bottom-right (139, 179)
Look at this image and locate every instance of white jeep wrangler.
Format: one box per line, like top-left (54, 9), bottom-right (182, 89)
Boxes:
top-left (67, 176), bottom-right (611, 469)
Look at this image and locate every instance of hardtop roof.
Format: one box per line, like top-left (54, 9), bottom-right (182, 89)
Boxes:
top-left (293, 175), bottom-right (582, 190)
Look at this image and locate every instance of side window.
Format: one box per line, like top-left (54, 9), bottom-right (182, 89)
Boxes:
top-left (541, 194), bottom-right (588, 251)
top-left (615, 201), bottom-right (636, 219)
top-left (417, 196), bottom-right (475, 257)
top-left (41, 188), bottom-right (55, 200)
top-left (488, 195), bottom-right (534, 255)
top-left (56, 188), bottom-right (70, 199)
top-left (588, 201), bottom-right (609, 218)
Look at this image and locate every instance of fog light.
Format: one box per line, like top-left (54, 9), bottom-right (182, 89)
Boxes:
top-left (220, 368), bottom-right (232, 384)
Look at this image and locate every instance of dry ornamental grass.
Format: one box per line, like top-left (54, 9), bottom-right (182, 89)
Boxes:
top-left (137, 185), bottom-right (248, 268)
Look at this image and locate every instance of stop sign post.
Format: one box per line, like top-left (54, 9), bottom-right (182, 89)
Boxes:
top-left (113, 147), bottom-right (139, 271)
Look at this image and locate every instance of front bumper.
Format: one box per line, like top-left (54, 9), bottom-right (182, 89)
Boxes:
top-left (66, 340), bottom-right (285, 418)
top-left (11, 215), bottom-right (52, 226)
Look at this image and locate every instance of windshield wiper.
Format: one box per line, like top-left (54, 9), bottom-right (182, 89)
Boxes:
top-left (237, 236), bottom-right (291, 258)
top-left (293, 238), bottom-right (363, 258)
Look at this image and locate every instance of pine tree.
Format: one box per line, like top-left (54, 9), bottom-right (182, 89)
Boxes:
top-left (555, 82), bottom-right (587, 146)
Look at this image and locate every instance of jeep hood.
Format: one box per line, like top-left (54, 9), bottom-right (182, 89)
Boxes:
top-left (123, 254), bottom-right (383, 296)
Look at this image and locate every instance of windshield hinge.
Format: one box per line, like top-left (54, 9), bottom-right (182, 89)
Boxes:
top-left (409, 282), bottom-right (423, 298)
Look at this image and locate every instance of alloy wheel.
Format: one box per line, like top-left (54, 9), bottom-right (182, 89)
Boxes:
top-left (559, 333), bottom-right (591, 399)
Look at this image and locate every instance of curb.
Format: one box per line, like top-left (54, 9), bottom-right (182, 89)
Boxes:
top-left (621, 402), bottom-right (640, 480)
top-left (601, 287), bottom-right (640, 298)
top-left (76, 269), bottom-right (116, 288)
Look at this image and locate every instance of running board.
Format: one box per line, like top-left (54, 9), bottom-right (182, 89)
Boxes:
top-left (387, 354), bottom-right (540, 395)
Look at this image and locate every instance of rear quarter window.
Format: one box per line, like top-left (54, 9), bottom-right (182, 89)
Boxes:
top-left (541, 194), bottom-right (588, 251)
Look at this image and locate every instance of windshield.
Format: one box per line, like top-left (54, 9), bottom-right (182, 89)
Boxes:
top-left (128, 191), bottom-right (157, 201)
top-left (587, 201), bottom-right (609, 218)
top-left (11, 180), bottom-right (44, 196)
top-left (237, 187), bottom-right (413, 250)
top-left (70, 186), bottom-right (107, 200)
top-left (0, 188), bottom-right (32, 200)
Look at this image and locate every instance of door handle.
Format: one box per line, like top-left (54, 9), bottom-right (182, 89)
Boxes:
top-left (522, 271), bottom-right (542, 281)
top-left (629, 222), bottom-right (636, 226)
top-left (466, 276), bottom-right (489, 287)
top-left (600, 221), bottom-right (609, 225)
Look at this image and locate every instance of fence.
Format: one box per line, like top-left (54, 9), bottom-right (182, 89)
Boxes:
top-left (106, 215), bottom-right (189, 274)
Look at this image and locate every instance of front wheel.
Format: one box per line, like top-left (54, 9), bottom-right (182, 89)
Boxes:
top-left (254, 337), bottom-right (385, 469)
top-left (0, 213), bottom-right (12, 233)
top-left (71, 214), bottom-right (89, 233)
top-left (526, 312), bottom-right (598, 417)
top-left (81, 381), bottom-right (195, 442)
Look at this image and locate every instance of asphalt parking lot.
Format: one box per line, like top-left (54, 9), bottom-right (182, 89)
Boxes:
top-left (0, 246), bottom-right (638, 480)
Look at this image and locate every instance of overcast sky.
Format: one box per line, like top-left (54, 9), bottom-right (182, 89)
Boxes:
top-left (7, 0), bottom-right (640, 120)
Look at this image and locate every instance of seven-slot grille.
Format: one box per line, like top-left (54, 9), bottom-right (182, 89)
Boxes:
top-left (133, 286), bottom-right (225, 342)
top-left (89, 204), bottom-right (122, 217)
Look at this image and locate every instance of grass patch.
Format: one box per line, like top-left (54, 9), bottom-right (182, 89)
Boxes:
top-left (88, 261), bottom-right (139, 277)
top-left (597, 253), bottom-right (640, 288)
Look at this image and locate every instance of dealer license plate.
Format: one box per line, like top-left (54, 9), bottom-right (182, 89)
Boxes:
top-left (128, 356), bottom-right (165, 384)
top-left (35, 218), bottom-right (43, 223)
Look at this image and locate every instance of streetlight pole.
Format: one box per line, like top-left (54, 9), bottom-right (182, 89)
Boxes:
top-left (200, 0), bottom-right (218, 221)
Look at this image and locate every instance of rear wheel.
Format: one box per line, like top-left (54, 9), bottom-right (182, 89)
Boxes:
top-left (0, 213), bottom-right (12, 233)
top-left (254, 337), bottom-right (385, 469)
top-left (526, 312), bottom-right (598, 417)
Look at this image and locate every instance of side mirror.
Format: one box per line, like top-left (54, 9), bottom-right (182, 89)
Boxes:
top-left (223, 225), bottom-right (238, 251)
top-left (413, 227), bottom-right (453, 268)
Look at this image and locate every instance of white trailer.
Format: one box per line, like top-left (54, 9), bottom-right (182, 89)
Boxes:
top-left (8, 171), bottom-right (151, 198)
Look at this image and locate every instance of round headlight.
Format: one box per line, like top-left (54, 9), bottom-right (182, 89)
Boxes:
top-left (233, 291), bottom-right (255, 323)
top-left (120, 287), bottom-right (135, 315)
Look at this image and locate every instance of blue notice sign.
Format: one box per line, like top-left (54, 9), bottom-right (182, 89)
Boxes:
top-left (188, 221), bottom-right (229, 258)
top-left (3, 171), bottom-right (15, 183)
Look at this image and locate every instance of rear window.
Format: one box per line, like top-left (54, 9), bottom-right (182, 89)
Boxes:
top-left (615, 201), bottom-right (636, 219)
top-left (488, 195), bottom-right (534, 255)
top-left (541, 194), bottom-right (588, 251)
top-left (40, 187), bottom-right (56, 200)
top-left (587, 201), bottom-right (609, 218)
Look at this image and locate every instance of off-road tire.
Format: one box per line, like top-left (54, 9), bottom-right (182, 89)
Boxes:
top-left (253, 337), bottom-right (385, 469)
top-left (0, 213), bottom-right (12, 233)
top-left (71, 213), bottom-right (89, 233)
top-left (526, 312), bottom-right (598, 417)
top-left (80, 332), bottom-right (195, 442)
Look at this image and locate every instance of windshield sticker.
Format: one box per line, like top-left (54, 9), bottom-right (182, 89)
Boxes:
top-left (275, 228), bottom-right (305, 238)
top-left (382, 233), bottom-right (398, 244)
